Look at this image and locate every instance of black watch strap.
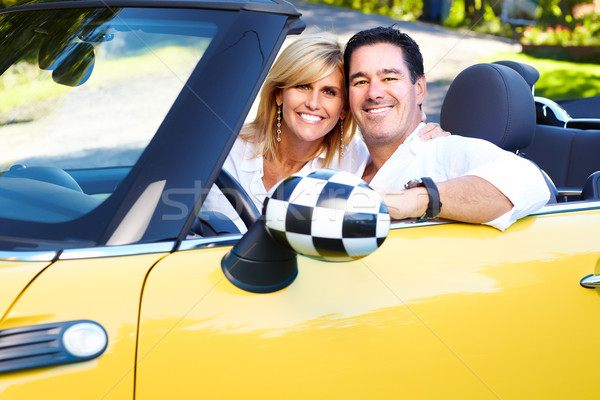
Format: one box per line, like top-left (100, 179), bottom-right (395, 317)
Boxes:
top-left (420, 177), bottom-right (442, 220)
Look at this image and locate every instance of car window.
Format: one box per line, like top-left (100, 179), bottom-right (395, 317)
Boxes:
top-left (0, 8), bottom-right (224, 223)
top-left (1, 8), bottom-right (217, 170)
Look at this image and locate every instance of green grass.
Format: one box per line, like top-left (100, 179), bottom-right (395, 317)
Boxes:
top-left (479, 52), bottom-right (600, 100)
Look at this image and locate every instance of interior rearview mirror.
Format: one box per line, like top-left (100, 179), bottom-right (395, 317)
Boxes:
top-left (39, 38), bottom-right (95, 87)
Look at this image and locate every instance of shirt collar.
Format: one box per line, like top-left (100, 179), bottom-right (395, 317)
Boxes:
top-left (407, 122), bottom-right (426, 149)
top-left (238, 139), bottom-right (328, 182)
top-left (307, 149), bottom-right (327, 169)
top-left (388, 122), bottom-right (426, 159)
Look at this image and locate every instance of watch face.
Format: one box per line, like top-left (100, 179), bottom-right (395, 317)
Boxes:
top-left (404, 178), bottom-right (423, 190)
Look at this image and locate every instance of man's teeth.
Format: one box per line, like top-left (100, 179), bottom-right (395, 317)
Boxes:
top-left (300, 113), bottom-right (323, 122)
top-left (367, 106), bottom-right (392, 114)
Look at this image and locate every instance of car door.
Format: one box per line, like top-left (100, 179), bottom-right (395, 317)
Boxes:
top-left (135, 204), bottom-right (600, 399)
top-left (0, 251), bottom-right (168, 400)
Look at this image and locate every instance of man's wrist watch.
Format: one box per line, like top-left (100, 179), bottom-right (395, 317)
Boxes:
top-left (404, 177), bottom-right (442, 220)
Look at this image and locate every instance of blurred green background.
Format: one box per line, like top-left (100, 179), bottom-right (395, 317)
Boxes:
top-left (303, 0), bottom-right (600, 99)
top-left (1, 0), bottom-right (599, 99)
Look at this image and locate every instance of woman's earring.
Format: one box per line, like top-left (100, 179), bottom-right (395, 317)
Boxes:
top-left (339, 120), bottom-right (344, 157)
top-left (276, 105), bottom-right (282, 143)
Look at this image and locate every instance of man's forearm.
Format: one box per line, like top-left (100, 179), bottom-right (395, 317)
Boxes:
top-left (377, 175), bottom-right (513, 223)
top-left (436, 176), bottom-right (513, 223)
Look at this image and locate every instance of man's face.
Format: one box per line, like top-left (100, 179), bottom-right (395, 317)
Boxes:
top-left (348, 42), bottom-right (425, 147)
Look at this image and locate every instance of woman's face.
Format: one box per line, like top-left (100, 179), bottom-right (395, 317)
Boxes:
top-left (276, 69), bottom-right (346, 144)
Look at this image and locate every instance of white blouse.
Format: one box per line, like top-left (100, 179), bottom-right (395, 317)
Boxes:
top-left (368, 123), bottom-right (551, 231)
top-left (201, 135), bottom-right (370, 232)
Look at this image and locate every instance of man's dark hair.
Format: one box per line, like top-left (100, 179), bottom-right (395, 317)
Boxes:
top-left (343, 26), bottom-right (424, 88)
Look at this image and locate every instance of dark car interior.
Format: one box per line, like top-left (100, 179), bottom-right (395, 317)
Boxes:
top-left (439, 60), bottom-right (600, 204)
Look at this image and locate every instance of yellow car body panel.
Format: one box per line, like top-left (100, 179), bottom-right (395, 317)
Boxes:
top-left (0, 261), bottom-right (50, 320)
top-left (136, 209), bottom-right (600, 399)
top-left (0, 253), bottom-right (167, 399)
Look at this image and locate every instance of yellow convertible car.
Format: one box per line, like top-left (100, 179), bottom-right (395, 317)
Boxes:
top-left (0, 0), bottom-right (599, 398)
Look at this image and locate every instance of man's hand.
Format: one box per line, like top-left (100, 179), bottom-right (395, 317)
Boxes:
top-left (418, 122), bottom-right (450, 142)
top-left (374, 186), bottom-right (429, 220)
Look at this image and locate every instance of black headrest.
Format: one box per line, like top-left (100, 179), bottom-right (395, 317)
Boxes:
top-left (493, 60), bottom-right (540, 90)
top-left (440, 63), bottom-right (536, 152)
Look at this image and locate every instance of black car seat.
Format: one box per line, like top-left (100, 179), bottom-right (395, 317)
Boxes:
top-left (439, 62), bottom-right (558, 203)
top-left (493, 60), bottom-right (539, 93)
top-left (494, 60), bottom-right (577, 128)
top-left (494, 60), bottom-right (600, 191)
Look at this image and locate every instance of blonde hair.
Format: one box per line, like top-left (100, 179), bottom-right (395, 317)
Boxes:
top-left (241, 34), bottom-right (356, 167)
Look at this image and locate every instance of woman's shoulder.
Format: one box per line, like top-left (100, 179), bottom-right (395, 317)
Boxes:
top-left (227, 130), bottom-right (259, 161)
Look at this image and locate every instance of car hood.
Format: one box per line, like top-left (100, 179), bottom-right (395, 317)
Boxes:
top-left (0, 260), bottom-right (52, 318)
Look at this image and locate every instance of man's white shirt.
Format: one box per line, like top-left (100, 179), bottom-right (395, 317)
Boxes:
top-left (201, 135), bottom-right (369, 232)
top-left (366, 123), bottom-right (551, 231)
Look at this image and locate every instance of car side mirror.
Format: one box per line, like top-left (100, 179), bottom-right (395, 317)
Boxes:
top-left (221, 169), bottom-right (390, 293)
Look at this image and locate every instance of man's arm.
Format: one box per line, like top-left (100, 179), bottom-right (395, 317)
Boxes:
top-left (377, 175), bottom-right (513, 223)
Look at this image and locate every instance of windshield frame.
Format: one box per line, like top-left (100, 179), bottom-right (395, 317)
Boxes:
top-left (1, 0), bottom-right (302, 16)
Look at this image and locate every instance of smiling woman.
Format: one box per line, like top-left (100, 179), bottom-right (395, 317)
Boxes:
top-left (200, 34), bottom-right (371, 231)
top-left (243, 34), bottom-right (359, 176)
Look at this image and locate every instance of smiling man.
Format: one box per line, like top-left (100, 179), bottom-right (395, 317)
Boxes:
top-left (344, 26), bottom-right (551, 230)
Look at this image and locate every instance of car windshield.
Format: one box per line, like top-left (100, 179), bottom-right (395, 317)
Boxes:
top-left (0, 8), bottom-right (217, 172)
top-left (0, 5), bottom-right (258, 250)
top-left (0, 7), bottom-right (232, 219)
